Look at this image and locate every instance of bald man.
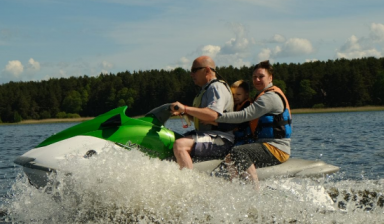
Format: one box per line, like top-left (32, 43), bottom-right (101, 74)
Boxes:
top-left (171, 56), bottom-right (234, 169)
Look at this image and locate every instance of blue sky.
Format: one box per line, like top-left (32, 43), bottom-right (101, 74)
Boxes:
top-left (1, 0), bottom-right (384, 84)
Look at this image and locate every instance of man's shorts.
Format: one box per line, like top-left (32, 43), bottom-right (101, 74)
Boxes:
top-left (189, 131), bottom-right (233, 159)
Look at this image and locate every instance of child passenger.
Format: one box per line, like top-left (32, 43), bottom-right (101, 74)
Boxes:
top-left (218, 80), bottom-right (253, 146)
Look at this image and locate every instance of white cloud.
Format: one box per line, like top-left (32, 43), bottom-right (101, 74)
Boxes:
top-left (164, 56), bottom-right (190, 70)
top-left (339, 35), bottom-right (360, 52)
top-left (277, 38), bottom-right (314, 57)
top-left (27, 58), bottom-right (41, 71)
top-left (336, 34), bottom-right (382, 59)
top-left (5, 60), bottom-right (24, 77)
top-left (273, 34), bottom-right (285, 43)
top-left (172, 23), bottom-right (255, 69)
top-left (258, 48), bottom-right (272, 61)
top-left (221, 37), bottom-right (250, 54)
top-left (337, 48), bottom-right (381, 59)
top-left (101, 61), bottom-right (114, 69)
top-left (257, 38), bottom-right (314, 61)
top-left (335, 23), bottom-right (384, 60)
top-left (273, 46), bottom-right (282, 55)
top-left (200, 45), bottom-right (221, 58)
top-left (176, 57), bottom-right (190, 69)
top-left (215, 54), bottom-right (252, 68)
top-left (170, 22), bottom-right (257, 69)
top-left (179, 56), bottom-right (189, 65)
top-left (99, 61), bottom-right (114, 73)
top-left (220, 23), bottom-right (253, 55)
top-left (370, 23), bottom-right (384, 42)
top-left (43, 69), bottom-right (68, 80)
top-left (266, 34), bottom-right (286, 43)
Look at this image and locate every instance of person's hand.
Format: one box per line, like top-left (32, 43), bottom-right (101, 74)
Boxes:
top-left (170, 101), bottom-right (185, 116)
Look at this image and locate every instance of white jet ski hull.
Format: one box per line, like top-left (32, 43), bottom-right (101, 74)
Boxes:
top-left (15, 135), bottom-right (339, 188)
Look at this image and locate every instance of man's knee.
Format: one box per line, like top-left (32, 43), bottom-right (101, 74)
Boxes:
top-left (173, 139), bottom-right (183, 152)
top-left (173, 137), bottom-right (193, 153)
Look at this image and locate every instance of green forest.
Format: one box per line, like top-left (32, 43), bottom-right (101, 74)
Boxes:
top-left (1, 57), bottom-right (384, 123)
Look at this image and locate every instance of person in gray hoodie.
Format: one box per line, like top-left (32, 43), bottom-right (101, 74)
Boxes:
top-left (214, 60), bottom-right (292, 188)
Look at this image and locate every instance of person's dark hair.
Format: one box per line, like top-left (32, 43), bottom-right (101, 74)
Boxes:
top-left (238, 80), bottom-right (250, 93)
top-left (253, 60), bottom-right (273, 76)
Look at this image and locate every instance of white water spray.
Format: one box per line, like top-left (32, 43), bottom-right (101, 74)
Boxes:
top-left (2, 145), bottom-right (384, 223)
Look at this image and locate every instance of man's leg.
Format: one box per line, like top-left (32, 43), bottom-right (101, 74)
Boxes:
top-left (173, 136), bottom-right (194, 169)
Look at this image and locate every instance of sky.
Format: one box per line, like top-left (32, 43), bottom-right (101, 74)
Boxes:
top-left (1, 0), bottom-right (384, 84)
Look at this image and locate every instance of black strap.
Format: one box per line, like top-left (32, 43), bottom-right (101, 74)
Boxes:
top-left (259, 119), bottom-right (292, 127)
top-left (204, 79), bottom-right (231, 92)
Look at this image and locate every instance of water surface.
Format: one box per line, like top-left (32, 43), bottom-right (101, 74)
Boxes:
top-left (0, 111), bottom-right (383, 223)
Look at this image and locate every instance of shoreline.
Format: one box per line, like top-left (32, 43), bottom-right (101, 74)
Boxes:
top-left (1, 106), bottom-right (383, 125)
top-left (290, 106), bottom-right (384, 114)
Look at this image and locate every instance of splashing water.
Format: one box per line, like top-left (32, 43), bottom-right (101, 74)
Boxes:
top-left (2, 144), bottom-right (384, 223)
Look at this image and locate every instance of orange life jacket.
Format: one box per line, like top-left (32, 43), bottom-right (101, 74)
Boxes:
top-left (235, 99), bottom-right (251, 112)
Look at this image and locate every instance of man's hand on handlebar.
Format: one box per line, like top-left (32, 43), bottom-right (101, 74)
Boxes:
top-left (170, 102), bottom-right (185, 116)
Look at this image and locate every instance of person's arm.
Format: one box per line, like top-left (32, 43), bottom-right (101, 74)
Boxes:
top-left (211, 100), bottom-right (251, 129)
top-left (216, 92), bottom-right (284, 123)
top-left (171, 83), bottom-right (230, 122)
top-left (185, 106), bottom-right (219, 122)
top-left (171, 102), bottom-right (219, 122)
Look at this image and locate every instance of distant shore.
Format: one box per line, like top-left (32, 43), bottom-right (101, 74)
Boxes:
top-left (12, 117), bottom-right (95, 125)
top-left (290, 106), bottom-right (384, 114)
top-left (1, 106), bottom-right (383, 125)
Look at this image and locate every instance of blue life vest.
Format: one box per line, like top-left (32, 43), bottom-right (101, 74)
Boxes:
top-left (249, 86), bottom-right (292, 140)
top-left (256, 107), bottom-right (292, 139)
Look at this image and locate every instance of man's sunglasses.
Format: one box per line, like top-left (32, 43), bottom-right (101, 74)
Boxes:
top-left (191, 67), bottom-right (217, 73)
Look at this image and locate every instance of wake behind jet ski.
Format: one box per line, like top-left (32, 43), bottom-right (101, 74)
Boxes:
top-left (14, 104), bottom-right (339, 189)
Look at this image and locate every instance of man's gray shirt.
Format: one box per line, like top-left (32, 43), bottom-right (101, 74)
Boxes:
top-left (197, 79), bottom-right (235, 142)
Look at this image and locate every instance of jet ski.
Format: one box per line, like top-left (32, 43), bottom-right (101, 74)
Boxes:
top-left (14, 104), bottom-right (340, 189)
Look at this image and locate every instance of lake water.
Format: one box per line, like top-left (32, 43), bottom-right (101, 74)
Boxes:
top-left (1, 111), bottom-right (384, 223)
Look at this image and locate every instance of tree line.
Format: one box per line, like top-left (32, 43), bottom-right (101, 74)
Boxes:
top-left (0, 57), bottom-right (384, 123)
